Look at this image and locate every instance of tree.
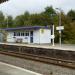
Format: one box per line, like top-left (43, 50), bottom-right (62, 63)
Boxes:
top-left (5, 15), bottom-right (13, 28)
top-left (0, 11), bottom-right (5, 28)
top-left (23, 11), bottom-right (31, 25)
top-left (14, 11), bottom-right (31, 27)
top-left (43, 6), bottom-right (57, 26)
top-left (67, 10), bottom-right (75, 21)
top-left (14, 15), bottom-right (24, 27)
top-left (62, 22), bottom-right (75, 44)
top-left (44, 6), bottom-right (56, 16)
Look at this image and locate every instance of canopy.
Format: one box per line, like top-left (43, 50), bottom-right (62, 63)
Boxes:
top-left (0, 0), bottom-right (8, 3)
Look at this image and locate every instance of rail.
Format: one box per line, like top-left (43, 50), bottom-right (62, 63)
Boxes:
top-left (0, 50), bottom-right (75, 69)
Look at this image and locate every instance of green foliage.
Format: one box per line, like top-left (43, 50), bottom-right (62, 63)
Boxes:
top-left (44, 6), bottom-right (56, 15)
top-left (14, 15), bottom-right (24, 27)
top-left (67, 10), bottom-right (75, 21)
top-left (6, 15), bottom-right (13, 28)
top-left (0, 11), bottom-right (5, 28)
top-left (63, 22), bottom-right (75, 44)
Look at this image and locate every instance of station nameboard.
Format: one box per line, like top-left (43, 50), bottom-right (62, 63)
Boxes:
top-left (56, 26), bottom-right (64, 30)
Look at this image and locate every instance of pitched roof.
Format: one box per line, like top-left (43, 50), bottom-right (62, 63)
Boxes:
top-left (3, 26), bottom-right (50, 31)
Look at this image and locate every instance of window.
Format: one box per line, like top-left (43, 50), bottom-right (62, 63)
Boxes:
top-left (21, 32), bottom-right (24, 36)
top-left (14, 32), bottom-right (29, 36)
top-left (14, 32), bottom-right (21, 36)
top-left (14, 32), bottom-right (16, 36)
top-left (18, 32), bottom-right (20, 36)
top-left (26, 32), bottom-right (29, 36)
top-left (17, 32), bottom-right (20, 36)
top-left (25, 31), bottom-right (29, 36)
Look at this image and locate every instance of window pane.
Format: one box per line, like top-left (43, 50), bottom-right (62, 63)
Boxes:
top-left (30, 31), bottom-right (33, 36)
top-left (21, 32), bottom-right (24, 36)
top-left (16, 32), bottom-right (20, 36)
top-left (14, 32), bottom-right (16, 36)
top-left (26, 32), bottom-right (29, 36)
top-left (18, 32), bottom-right (20, 36)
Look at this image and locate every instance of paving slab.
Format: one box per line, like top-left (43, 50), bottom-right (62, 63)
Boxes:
top-left (0, 62), bottom-right (42, 75)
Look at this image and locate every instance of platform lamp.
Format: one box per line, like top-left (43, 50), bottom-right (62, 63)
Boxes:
top-left (6, 16), bottom-right (8, 28)
top-left (56, 8), bottom-right (64, 46)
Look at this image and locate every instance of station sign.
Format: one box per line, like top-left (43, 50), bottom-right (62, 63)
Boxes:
top-left (56, 26), bottom-right (64, 30)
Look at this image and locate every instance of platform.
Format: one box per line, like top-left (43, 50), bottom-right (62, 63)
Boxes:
top-left (0, 62), bottom-right (42, 75)
top-left (0, 43), bottom-right (75, 51)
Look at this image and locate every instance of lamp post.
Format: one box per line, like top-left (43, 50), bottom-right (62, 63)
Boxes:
top-left (56, 8), bottom-right (63, 46)
top-left (7, 16), bottom-right (8, 28)
top-left (5, 13), bottom-right (9, 28)
top-left (52, 24), bottom-right (55, 46)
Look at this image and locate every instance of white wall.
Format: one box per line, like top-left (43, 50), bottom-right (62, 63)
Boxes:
top-left (7, 32), bottom-right (15, 42)
top-left (33, 30), bottom-right (40, 44)
top-left (39, 29), bottom-right (51, 43)
top-left (22, 36), bottom-right (30, 43)
top-left (33, 29), bottom-right (51, 44)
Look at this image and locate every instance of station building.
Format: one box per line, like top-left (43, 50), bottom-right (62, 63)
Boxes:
top-left (2, 26), bottom-right (53, 44)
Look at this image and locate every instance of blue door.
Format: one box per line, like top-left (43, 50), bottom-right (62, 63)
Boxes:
top-left (30, 31), bottom-right (33, 43)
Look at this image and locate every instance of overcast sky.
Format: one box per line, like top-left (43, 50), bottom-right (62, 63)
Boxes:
top-left (0, 0), bottom-right (75, 17)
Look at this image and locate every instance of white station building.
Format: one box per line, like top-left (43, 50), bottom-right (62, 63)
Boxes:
top-left (3, 26), bottom-right (53, 44)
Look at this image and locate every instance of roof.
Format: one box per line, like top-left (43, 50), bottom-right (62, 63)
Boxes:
top-left (3, 26), bottom-right (50, 31)
top-left (0, 0), bottom-right (8, 3)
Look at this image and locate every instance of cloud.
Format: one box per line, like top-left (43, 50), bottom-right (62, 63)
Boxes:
top-left (0, 0), bottom-right (75, 17)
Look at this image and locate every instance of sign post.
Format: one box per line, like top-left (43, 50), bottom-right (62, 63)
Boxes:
top-left (56, 26), bottom-right (64, 46)
top-left (51, 25), bottom-right (55, 46)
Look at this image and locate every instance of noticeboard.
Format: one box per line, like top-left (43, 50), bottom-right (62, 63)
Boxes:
top-left (56, 26), bottom-right (64, 30)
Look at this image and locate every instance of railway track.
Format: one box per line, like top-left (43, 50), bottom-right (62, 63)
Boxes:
top-left (0, 50), bottom-right (75, 69)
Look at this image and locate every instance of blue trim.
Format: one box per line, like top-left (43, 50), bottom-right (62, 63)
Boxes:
top-left (3, 26), bottom-right (50, 31)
